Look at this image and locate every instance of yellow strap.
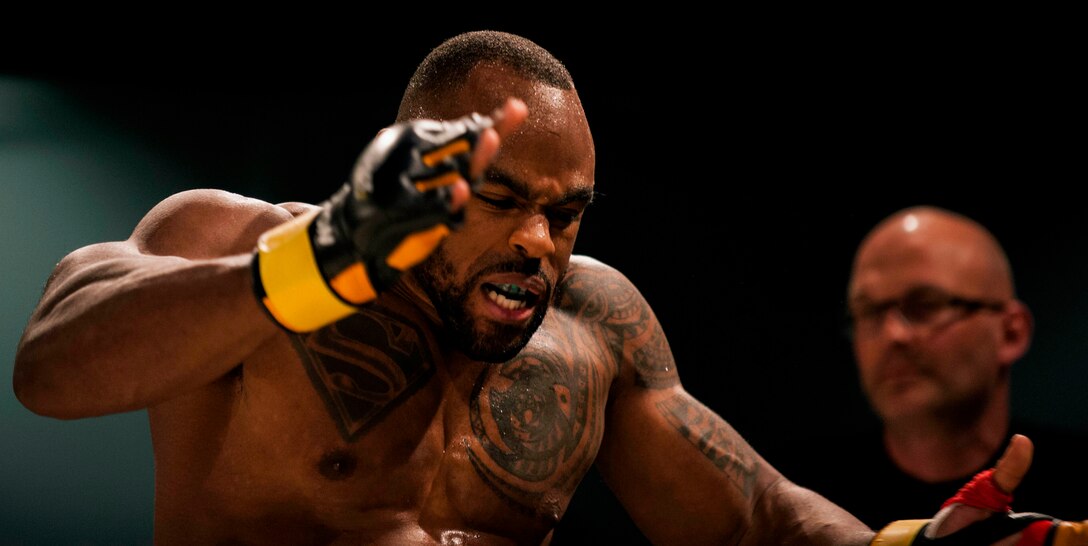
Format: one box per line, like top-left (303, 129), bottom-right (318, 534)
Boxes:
top-left (256, 210), bottom-right (357, 332)
top-left (871, 519), bottom-right (929, 546)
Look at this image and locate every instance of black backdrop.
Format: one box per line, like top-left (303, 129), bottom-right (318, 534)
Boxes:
top-left (4, 15), bottom-right (1085, 544)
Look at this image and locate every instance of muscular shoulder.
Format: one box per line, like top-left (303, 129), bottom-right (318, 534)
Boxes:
top-left (561, 254), bottom-right (632, 294)
top-left (132, 189), bottom-right (313, 258)
top-left (560, 255), bottom-right (679, 389)
top-left (561, 253), bottom-right (644, 313)
top-left (557, 256), bottom-right (650, 323)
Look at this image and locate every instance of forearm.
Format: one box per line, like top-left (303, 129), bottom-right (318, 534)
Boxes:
top-left (741, 477), bottom-right (875, 546)
top-left (14, 252), bottom-right (278, 418)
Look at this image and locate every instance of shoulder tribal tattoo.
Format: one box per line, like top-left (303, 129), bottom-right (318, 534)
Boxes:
top-left (466, 332), bottom-right (605, 523)
top-left (290, 307), bottom-right (435, 442)
top-left (560, 266), bottom-right (678, 388)
top-left (657, 393), bottom-right (761, 499)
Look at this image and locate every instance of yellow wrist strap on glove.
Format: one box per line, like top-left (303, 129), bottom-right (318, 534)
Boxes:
top-left (871, 520), bottom-right (929, 545)
top-left (253, 209), bottom-right (373, 332)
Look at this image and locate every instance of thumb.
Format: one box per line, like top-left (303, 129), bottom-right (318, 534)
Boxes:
top-left (926, 434), bottom-right (1034, 540)
top-left (994, 434), bottom-right (1034, 494)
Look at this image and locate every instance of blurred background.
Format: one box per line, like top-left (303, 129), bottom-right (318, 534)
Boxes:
top-left (2, 15), bottom-right (1084, 545)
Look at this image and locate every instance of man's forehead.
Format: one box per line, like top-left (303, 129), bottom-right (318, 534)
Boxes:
top-left (451, 64), bottom-right (584, 127)
top-left (851, 238), bottom-right (999, 301)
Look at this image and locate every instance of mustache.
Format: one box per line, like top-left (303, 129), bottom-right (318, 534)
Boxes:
top-left (873, 351), bottom-right (933, 380)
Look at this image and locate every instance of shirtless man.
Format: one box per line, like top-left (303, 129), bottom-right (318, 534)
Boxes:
top-left (12, 31), bottom-right (1069, 545)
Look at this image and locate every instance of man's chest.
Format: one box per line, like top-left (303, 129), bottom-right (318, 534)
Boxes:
top-left (216, 308), bottom-right (616, 529)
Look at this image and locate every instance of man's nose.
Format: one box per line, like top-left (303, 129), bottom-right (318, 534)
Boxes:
top-left (878, 307), bottom-right (916, 342)
top-left (509, 213), bottom-right (556, 258)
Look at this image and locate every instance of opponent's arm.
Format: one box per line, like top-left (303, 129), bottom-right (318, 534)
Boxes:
top-left (872, 435), bottom-right (1088, 546)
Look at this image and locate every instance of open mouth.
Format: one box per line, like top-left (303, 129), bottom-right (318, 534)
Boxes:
top-left (483, 282), bottom-right (541, 311)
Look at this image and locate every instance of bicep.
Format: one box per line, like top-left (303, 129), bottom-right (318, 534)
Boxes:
top-left (595, 384), bottom-right (779, 545)
top-left (587, 284), bottom-right (870, 545)
top-left (573, 260), bottom-right (780, 544)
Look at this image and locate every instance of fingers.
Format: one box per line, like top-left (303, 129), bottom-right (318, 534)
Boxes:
top-left (994, 434), bottom-right (1034, 494)
top-left (491, 97), bottom-right (529, 137)
top-left (447, 180), bottom-right (471, 210)
top-left (468, 98), bottom-right (528, 179)
top-left (446, 98), bottom-right (528, 212)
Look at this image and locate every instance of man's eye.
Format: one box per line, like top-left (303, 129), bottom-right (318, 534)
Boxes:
top-left (548, 209), bottom-right (582, 226)
top-left (901, 299), bottom-right (946, 321)
top-left (475, 195), bottom-right (516, 209)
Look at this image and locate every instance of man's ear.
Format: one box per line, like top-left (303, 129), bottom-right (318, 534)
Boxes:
top-left (997, 299), bottom-right (1033, 365)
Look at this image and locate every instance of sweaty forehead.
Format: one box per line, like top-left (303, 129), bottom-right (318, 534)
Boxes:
top-left (430, 63), bottom-right (594, 152)
top-left (455, 63), bottom-right (595, 185)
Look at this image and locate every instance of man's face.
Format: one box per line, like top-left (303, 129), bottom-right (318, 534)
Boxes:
top-left (416, 68), bottom-right (595, 363)
top-left (848, 219), bottom-right (1012, 425)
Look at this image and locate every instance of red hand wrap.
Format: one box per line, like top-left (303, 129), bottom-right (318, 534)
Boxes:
top-left (941, 468), bottom-right (1014, 512)
top-left (1017, 520), bottom-right (1055, 546)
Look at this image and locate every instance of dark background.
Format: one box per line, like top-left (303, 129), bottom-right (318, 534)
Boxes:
top-left (2, 16), bottom-right (1085, 544)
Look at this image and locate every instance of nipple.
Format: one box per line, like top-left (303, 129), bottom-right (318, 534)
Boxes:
top-left (316, 449), bottom-right (358, 481)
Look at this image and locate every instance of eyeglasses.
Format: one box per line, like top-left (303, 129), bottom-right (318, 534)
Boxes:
top-left (847, 287), bottom-right (1007, 337)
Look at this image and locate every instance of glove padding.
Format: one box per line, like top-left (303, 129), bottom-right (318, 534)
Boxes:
top-left (253, 113), bottom-right (492, 332)
top-left (872, 468), bottom-right (1088, 545)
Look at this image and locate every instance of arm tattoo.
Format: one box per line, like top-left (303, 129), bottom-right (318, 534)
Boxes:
top-left (630, 321), bottom-right (677, 389)
top-left (657, 393), bottom-right (761, 499)
top-left (290, 307), bottom-right (435, 442)
top-left (466, 335), bottom-right (604, 523)
top-left (560, 266), bottom-right (678, 389)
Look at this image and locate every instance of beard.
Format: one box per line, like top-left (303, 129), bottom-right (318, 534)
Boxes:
top-left (414, 245), bottom-right (561, 363)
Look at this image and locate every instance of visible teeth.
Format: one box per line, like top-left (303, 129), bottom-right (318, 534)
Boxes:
top-left (496, 283), bottom-right (526, 296)
top-left (488, 289), bottom-right (527, 310)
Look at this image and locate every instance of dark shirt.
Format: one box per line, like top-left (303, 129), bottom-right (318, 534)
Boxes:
top-left (767, 420), bottom-right (1088, 531)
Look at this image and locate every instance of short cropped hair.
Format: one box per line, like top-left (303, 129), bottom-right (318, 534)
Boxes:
top-left (397, 30), bottom-right (573, 122)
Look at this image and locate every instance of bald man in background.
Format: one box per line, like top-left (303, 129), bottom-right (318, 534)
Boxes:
top-left (772, 206), bottom-right (1088, 529)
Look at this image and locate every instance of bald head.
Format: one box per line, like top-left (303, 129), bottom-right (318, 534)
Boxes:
top-left (850, 206), bottom-right (1015, 302)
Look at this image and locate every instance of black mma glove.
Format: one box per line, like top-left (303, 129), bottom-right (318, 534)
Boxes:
top-left (252, 113), bottom-right (492, 332)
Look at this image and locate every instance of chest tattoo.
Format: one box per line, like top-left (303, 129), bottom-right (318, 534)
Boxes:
top-left (466, 338), bottom-right (603, 521)
top-left (290, 308), bottom-right (435, 442)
